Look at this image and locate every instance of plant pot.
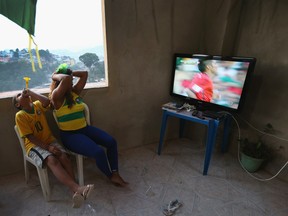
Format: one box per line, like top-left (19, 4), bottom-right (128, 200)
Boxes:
top-left (240, 152), bottom-right (265, 173)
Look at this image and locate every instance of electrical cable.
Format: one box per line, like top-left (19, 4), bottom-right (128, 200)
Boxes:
top-left (221, 111), bottom-right (288, 181)
top-left (236, 114), bottom-right (288, 142)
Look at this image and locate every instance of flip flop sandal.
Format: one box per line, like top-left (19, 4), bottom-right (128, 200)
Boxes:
top-left (168, 199), bottom-right (183, 211)
top-left (82, 184), bottom-right (94, 200)
top-left (162, 208), bottom-right (175, 216)
top-left (72, 192), bottom-right (84, 208)
top-left (162, 199), bottom-right (183, 215)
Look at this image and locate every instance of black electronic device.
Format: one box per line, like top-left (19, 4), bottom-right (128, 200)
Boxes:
top-left (192, 110), bottom-right (225, 120)
top-left (191, 110), bottom-right (204, 119)
top-left (202, 110), bottom-right (225, 120)
top-left (170, 53), bottom-right (256, 113)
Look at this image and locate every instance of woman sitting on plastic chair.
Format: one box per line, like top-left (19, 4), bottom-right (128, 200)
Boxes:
top-left (49, 63), bottom-right (128, 187)
top-left (13, 89), bottom-right (94, 208)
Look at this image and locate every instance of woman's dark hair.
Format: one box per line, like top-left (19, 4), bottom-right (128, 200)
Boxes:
top-left (65, 92), bottom-right (75, 109)
top-left (66, 69), bottom-right (73, 75)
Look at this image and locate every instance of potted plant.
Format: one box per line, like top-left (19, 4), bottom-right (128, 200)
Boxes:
top-left (240, 123), bottom-right (275, 172)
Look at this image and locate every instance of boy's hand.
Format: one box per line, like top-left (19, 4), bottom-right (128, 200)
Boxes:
top-left (48, 145), bottom-right (62, 157)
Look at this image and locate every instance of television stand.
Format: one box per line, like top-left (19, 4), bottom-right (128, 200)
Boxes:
top-left (157, 108), bottom-right (232, 175)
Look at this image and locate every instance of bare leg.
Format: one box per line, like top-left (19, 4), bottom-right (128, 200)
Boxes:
top-left (46, 156), bottom-right (79, 192)
top-left (57, 153), bottom-right (75, 180)
top-left (46, 156), bottom-right (93, 194)
top-left (46, 156), bottom-right (94, 208)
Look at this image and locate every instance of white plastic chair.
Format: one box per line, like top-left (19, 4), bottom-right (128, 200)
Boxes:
top-left (53, 103), bottom-right (91, 187)
top-left (14, 125), bottom-right (51, 201)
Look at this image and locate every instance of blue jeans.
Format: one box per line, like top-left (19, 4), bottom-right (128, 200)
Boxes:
top-left (59, 125), bottom-right (118, 177)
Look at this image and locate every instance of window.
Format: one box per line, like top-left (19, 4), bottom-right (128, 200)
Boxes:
top-left (0, 0), bottom-right (107, 99)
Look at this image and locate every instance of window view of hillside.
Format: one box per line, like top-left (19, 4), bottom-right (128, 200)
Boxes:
top-left (0, 48), bottom-right (105, 92)
top-left (0, 0), bottom-right (106, 98)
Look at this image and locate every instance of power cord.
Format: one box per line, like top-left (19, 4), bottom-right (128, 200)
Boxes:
top-left (220, 111), bottom-right (288, 181)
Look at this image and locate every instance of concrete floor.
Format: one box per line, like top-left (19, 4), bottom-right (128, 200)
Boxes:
top-left (0, 139), bottom-right (287, 216)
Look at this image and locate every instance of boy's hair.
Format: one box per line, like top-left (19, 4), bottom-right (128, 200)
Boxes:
top-left (12, 94), bottom-right (22, 110)
top-left (198, 56), bottom-right (213, 72)
top-left (198, 60), bottom-right (207, 72)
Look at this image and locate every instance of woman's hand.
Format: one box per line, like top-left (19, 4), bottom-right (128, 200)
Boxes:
top-left (52, 72), bottom-right (71, 81)
top-left (71, 71), bottom-right (88, 95)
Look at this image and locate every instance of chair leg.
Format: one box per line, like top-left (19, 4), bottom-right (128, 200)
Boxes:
top-left (23, 158), bottom-right (29, 184)
top-left (37, 167), bottom-right (50, 201)
top-left (76, 155), bottom-right (84, 186)
top-left (43, 168), bottom-right (51, 200)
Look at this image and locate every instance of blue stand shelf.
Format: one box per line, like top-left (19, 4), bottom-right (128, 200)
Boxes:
top-left (157, 108), bottom-right (231, 175)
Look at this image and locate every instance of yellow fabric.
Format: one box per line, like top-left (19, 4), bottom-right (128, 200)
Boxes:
top-left (28, 34), bottom-right (42, 72)
top-left (32, 35), bottom-right (42, 69)
top-left (15, 101), bottom-right (55, 154)
top-left (28, 35), bottom-right (35, 72)
top-left (54, 92), bottom-right (87, 131)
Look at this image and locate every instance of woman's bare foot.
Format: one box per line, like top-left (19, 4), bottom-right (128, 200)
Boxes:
top-left (110, 172), bottom-right (128, 187)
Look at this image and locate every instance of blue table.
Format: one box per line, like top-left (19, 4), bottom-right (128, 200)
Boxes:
top-left (157, 108), bottom-right (231, 175)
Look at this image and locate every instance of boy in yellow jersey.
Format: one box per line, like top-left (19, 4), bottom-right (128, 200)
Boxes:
top-left (12, 89), bottom-right (93, 208)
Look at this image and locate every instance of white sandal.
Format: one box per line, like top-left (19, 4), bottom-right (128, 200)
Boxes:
top-left (72, 192), bottom-right (84, 208)
top-left (82, 184), bottom-right (94, 200)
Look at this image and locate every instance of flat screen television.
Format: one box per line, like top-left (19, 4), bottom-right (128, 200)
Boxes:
top-left (171, 53), bottom-right (256, 113)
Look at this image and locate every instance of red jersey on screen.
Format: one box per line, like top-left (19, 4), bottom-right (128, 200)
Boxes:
top-left (182, 73), bottom-right (213, 102)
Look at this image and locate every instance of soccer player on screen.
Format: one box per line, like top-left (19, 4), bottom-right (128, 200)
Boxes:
top-left (182, 59), bottom-right (216, 102)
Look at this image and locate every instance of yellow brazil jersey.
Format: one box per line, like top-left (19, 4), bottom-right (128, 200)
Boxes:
top-left (15, 101), bottom-right (55, 154)
top-left (54, 92), bottom-right (87, 131)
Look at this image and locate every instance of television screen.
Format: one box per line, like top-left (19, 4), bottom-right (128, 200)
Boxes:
top-left (171, 53), bottom-right (256, 112)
